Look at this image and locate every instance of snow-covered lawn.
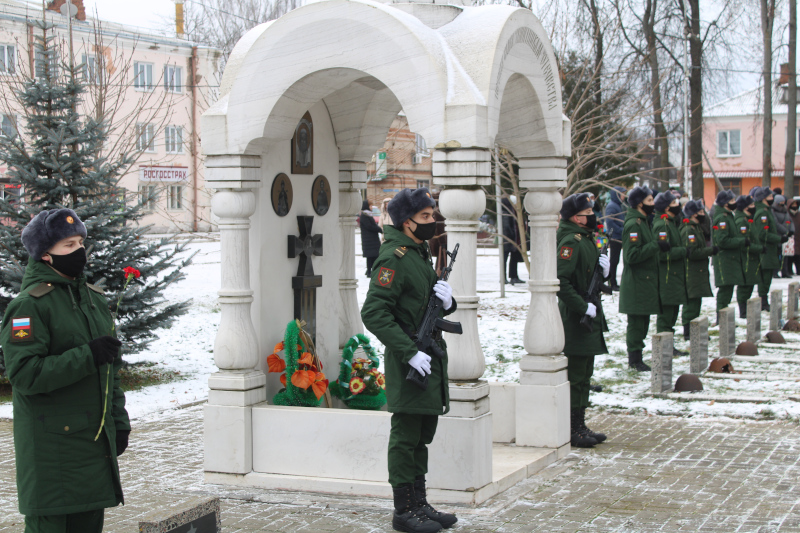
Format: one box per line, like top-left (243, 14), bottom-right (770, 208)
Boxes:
top-left (2, 232), bottom-right (799, 422)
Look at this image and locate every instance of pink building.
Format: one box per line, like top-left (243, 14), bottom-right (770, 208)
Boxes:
top-left (0, 0), bottom-right (221, 232)
top-left (703, 78), bottom-right (800, 206)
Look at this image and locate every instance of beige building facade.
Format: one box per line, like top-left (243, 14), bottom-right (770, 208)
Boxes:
top-left (0, 0), bottom-right (221, 232)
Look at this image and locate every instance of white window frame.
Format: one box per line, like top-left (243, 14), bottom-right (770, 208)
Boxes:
top-left (414, 133), bottom-right (429, 156)
top-left (164, 125), bottom-right (183, 154)
top-left (1, 113), bottom-right (17, 138)
top-left (168, 185), bottom-right (183, 210)
top-left (133, 62), bottom-right (153, 91)
top-left (717, 129), bottom-right (741, 157)
top-left (138, 185), bottom-right (157, 211)
top-left (163, 65), bottom-right (182, 93)
top-left (81, 54), bottom-right (103, 85)
top-left (135, 123), bottom-right (156, 153)
top-left (0, 44), bottom-right (15, 75)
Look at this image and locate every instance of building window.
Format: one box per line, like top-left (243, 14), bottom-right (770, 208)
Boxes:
top-left (139, 185), bottom-right (157, 211)
top-left (81, 54), bottom-right (103, 85)
top-left (168, 185), bottom-right (183, 210)
top-left (0, 44), bottom-right (15, 75)
top-left (135, 123), bottom-right (155, 152)
top-left (416, 179), bottom-right (430, 189)
top-left (133, 62), bottom-right (153, 90)
top-left (164, 125), bottom-right (183, 154)
top-left (415, 133), bottom-right (428, 155)
top-left (716, 178), bottom-right (741, 196)
top-left (164, 65), bottom-right (182, 93)
top-left (1, 114), bottom-right (16, 138)
top-left (717, 130), bottom-right (741, 157)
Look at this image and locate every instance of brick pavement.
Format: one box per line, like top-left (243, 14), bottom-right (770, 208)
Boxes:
top-left (1, 406), bottom-right (799, 532)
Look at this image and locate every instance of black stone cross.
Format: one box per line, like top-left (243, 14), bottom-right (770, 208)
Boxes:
top-left (288, 216), bottom-right (323, 341)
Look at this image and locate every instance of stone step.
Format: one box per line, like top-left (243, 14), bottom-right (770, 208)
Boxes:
top-left (656, 392), bottom-right (773, 403)
top-left (704, 372), bottom-right (800, 382)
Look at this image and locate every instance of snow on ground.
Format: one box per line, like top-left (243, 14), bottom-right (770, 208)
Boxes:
top-left (2, 231), bottom-right (800, 422)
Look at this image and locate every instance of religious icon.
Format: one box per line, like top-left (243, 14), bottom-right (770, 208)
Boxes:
top-left (291, 111), bottom-right (313, 175)
top-left (312, 175), bottom-right (330, 216)
top-left (271, 173), bottom-right (293, 217)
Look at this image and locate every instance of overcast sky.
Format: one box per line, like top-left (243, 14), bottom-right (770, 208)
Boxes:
top-left (83, 0), bottom-right (175, 32)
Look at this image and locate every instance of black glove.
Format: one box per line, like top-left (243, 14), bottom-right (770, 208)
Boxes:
top-left (744, 238), bottom-right (750, 247)
top-left (116, 429), bottom-right (130, 456)
top-left (89, 336), bottom-right (122, 367)
top-left (658, 240), bottom-right (671, 252)
top-left (782, 235), bottom-right (789, 243)
top-left (712, 245), bottom-right (720, 255)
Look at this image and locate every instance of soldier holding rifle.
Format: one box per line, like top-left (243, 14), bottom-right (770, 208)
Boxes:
top-left (557, 193), bottom-right (610, 449)
top-left (362, 187), bottom-right (458, 533)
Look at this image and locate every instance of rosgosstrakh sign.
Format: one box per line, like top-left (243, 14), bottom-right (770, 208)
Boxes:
top-left (139, 166), bottom-right (189, 182)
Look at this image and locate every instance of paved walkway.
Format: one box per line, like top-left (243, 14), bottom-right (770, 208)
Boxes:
top-left (1, 406), bottom-right (799, 532)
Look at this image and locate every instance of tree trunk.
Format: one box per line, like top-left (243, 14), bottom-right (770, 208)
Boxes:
top-left (762, 0), bottom-right (776, 187)
top-left (785, 0), bottom-right (797, 196)
top-left (689, 0), bottom-right (704, 200)
top-left (643, 0), bottom-right (670, 187)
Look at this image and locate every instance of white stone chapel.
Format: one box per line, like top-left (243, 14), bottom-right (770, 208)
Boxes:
top-left (202, 0), bottom-right (571, 504)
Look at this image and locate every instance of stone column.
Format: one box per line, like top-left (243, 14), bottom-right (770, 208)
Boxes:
top-left (427, 147), bottom-right (492, 492)
top-left (514, 157), bottom-right (570, 451)
top-left (689, 317), bottom-right (708, 375)
top-left (747, 298), bottom-right (762, 343)
top-left (788, 282), bottom-right (799, 320)
top-left (338, 161), bottom-right (366, 347)
top-left (770, 289), bottom-right (783, 332)
top-left (651, 332), bottom-right (673, 394)
top-left (204, 155), bottom-right (265, 475)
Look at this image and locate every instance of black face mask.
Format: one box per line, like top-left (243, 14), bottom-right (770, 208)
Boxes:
top-left (641, 204), bottom-right (655, 216)
top-left (746, 207), bottom-right (756, 216)
top-left (583, 213), bottom-right (597, 229)
top-left (767, 198), bottom-right (775, 206)
top-left (696, 214), bottom-right (706, 224)
top-left (47, 246), bottom-right (86, 278)
top-left (726, 202), bottom-right (737, 211)
top-left (409, 219), bottom-right (437, 241)
top-left (668, 205), bottom-right (682, 217)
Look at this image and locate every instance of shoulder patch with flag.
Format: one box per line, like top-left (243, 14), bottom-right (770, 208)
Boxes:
top-left (377, 267), bottom-right (395, 287)
top-left (720, 221), bottom-right (727, 229)
top-left (688, 234), bottom-right (696, 243)
top-left (559, 246), bottom-right (573, 260)
top-left (10, 317), bottom-right (32, 343)
top-left (761, 215), bottom-right (768, 222)
top-left (629, 232), bottom-right (638, 242)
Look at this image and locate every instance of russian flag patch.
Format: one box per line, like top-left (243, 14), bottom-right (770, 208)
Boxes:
top-left (10, 317), bottom-right (32, 342)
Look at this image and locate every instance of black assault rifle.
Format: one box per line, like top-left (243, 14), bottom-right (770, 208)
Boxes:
top-left (405, 243), bottom-right (463, 391)
top-left (579, 239), bottom-right (613, 333)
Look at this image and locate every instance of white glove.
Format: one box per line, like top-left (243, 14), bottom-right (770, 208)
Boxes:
top-left (408, 351), bottom-right (432, 376)
top-left (433, 280), bottom-right (453, 310)
top-left (585, 302), bottom-right (597, 318)
top-left (599, 254), bottom-right (610, 278)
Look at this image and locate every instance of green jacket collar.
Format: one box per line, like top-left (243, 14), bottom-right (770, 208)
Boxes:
top-left (21, 257), bottom-right (86, 292)
top-left (558, 220), bottom-right (591, 239)
top-left (626, 208), bottom-right (648, 221)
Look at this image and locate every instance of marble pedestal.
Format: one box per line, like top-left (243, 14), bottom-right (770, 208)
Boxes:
top-left (689, 317), bottom-right (708, 374)
top-left (747, 298), bottom-right (762, 343)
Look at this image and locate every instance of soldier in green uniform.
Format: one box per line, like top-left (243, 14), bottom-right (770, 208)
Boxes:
top-left (750, 187), bottom-right (785, 310)
top-left (734, 195), bottom-right (759, 318)
top-left (711, 190), bottom-right (746, 321)
top-left (361, 188), bottom-right (458, 533)
top-left (680, 200), bottom-right (718, 339)
top-left (619, 186), bottom-right (659, 372)
top-left (0, 209), bottom-right (128, 533)
top-left (557, 193), bottom-right (610, 448)
top-left (652, 192), bottom-right (687, 352)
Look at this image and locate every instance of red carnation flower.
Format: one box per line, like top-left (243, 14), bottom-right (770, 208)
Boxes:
top-left (597, 224), bottom-right (604, 230)
top-left (748, 219), bottom-right (754, 223)
top-left (682, 218), bottom-right (689, 223)
top-left (765, 226), bottom-right (770, 230)
top-left (123, 266), bottom-right (141, 279)
top-left (712, 225), bottom-right (719, 230)
top-left (660, 214), bottom-right (668, 219)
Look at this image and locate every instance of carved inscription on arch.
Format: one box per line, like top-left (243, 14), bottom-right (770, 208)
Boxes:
top-left (494, 27), bottom-right (557, 111)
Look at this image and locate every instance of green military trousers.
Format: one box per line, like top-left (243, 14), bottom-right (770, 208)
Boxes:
top-left (681, 298), bottom-right (702, 327)
top-left (25, 510), bottom-right (104, 533)
top-left (716, 285), bottom-right (735, 311)
top-left (758, 269), bottom-right (774, 298)
top-left (626, 314), bottom-right (651, 352)
top-left (388, 413), bottom-right (439, 487)
top-left (737, 285), bottom-right (754, 316)
top-left (566, 354), bottom-right (594, 409)
top-left (656, 305), bottom-right (681, 333)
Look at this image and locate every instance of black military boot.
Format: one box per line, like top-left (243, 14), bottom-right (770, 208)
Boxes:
top-left (683, 324), bottom-right (691, 341)
top-left (762, 296), bottom-right (771, 311)
top-left (414, 476), bottom-right (457, 529)
top-left (673, 347), bottom-right (688, 356)
top-left (570, 409), bottom-right (597, 448)
top-left (579, 407), bottom-right (606, 443)
top-left (392, 484), bottom-right (442, 533)
top-left (739, 301), bottom-right (748, 319)
top-left (627, 350), bottom-right (651, 372)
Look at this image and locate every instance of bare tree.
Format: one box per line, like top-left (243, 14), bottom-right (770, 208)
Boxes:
top-left (785, 0), bottom-right (797, 195)
top-left (762, 0), bottom-right (777, 186)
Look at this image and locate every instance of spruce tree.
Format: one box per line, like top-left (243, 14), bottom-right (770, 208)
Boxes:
top-left (0, 19), bottom-right (193, 375)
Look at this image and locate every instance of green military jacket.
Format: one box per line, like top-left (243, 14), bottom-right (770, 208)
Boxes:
top-left (681, 219), bottom-right (714, 298)
top-left (1, 259), bottom-right (129, 516)
top-left (711, 207), bottom-right (745, 287)
top-left (361, 226), bottom-right (457, 416)
top-left (652, 211), bottom-right (687, 306)
top-left (619, 208), bottom-right (660, 316)
top-left (734, 210), bottom-right (761, 285)
top-left (750, 202), bottom-right (783, 270)
top-left (556, 220), bottom-right (608, 357)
